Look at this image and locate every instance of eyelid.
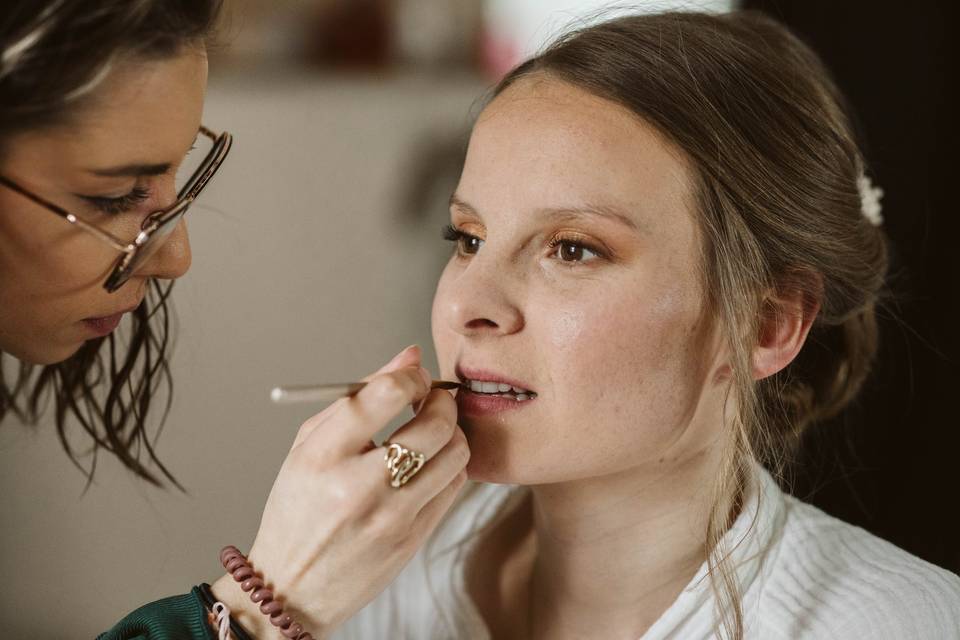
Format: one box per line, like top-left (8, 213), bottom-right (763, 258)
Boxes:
top-left (451, 218), bottom-right (486, 237)
top-left (546, 230), bottom-right (611, 258)
top-left (442, 223), bottom-right (485, 258)
top-left (79, 184), bottom-right (152, 214)
top-left (443, 223), bottom-right (485, 240)
top-left (444, 221), bottom-right (613, 264)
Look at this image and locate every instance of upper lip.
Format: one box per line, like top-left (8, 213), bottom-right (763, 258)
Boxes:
top-left (455, 364), bottom-right (536, 393)
top-left (86, 300), bottom-right (143, 321)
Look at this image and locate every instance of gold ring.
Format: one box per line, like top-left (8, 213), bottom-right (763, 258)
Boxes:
top-left (384, 442), bottom-right (426, 488)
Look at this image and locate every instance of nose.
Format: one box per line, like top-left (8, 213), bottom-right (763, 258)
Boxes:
top-left (131, 180), bottom-right (192, 282)
top-left (138, 217), bottom-right (192, 282)
top-left (441, 256), bottom-right (524, 338)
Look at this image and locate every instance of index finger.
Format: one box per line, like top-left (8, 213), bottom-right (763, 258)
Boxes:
top-left (289, 345), bottom-right (423, 451)
top-left (302, 366), bottom-right (431, 454)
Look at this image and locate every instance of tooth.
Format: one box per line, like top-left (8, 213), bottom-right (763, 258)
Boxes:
top-left (498, 383), bottom-right (511, 392)
top-left (512, 386), bottom-right (526, 394)
top-left (481, 381), bottom-right (499, 393)
top-left (470, 380), bottom-right (484, 392)
top-left (516, 393), bottom-right (529, 401)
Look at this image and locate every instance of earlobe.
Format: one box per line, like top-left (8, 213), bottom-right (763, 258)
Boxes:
top-left (751, 284), bottom-right (821, 381)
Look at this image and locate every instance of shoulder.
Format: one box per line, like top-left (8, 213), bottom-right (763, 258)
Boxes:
top-left (756, 494), bottom-right (960, 639)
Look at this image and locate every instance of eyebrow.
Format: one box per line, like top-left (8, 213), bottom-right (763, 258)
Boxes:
top-left (87, 162), bottom-right (172, 178)
top-left (449, 194), bottom-right (643, 233)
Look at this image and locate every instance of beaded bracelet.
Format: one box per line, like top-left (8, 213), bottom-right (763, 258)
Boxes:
top-left (220, 545), bottom-right (315, 640)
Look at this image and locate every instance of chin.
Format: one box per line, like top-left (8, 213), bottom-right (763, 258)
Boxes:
top-left (460, 427), bottom-right (509, 483)
top-left (466, 452), bottom-right (575, 486)
top-left (463, 425), bottom-right (615, 487)
top-left (462, 428), bottom-right (544, 485)
top-left (6, 338), bottom-right (84, 366)
top-left (465, 457), bottom-right (512, 484)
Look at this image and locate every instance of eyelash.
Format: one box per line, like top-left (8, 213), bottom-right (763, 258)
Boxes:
top-left (442, 224), bottom-right (481, 255)
top-left (441, 224), bottom-right (606, 264)
top-left (547, 233), bottom-right (605, 264)
top-left (83, 186), bottom-right (151, 215)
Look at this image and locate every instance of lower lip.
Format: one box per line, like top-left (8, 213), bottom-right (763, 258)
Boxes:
top-left (456, 389), bottom-right (537, 417)
top-left (82, 313), bottom-right (124, 337)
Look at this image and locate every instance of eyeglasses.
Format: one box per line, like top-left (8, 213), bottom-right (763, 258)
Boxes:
top-left (0, 125), bottom-right (233, 293)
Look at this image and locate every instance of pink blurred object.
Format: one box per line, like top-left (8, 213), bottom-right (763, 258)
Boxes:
top-left (478, 24), bottom-right (520, 80)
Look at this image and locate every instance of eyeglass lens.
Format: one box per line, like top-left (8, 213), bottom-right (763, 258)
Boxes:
top-left (106, 208), bottom-right (188, 291)
top-left (105, 133), bottom-right (218, 291)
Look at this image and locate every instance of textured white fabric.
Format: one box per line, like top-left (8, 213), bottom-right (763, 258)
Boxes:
top-left (334, 466), bottom-right (960, 639)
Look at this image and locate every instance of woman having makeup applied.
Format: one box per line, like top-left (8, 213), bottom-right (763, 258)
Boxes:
top-left (2, 2), bottom-right (468, 638)
top-left (331, 11), bottom-right (960, 640)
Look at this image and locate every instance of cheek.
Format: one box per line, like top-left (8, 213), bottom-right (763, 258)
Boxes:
top-left (542, 283), bottom-right (707, 447)
top-left (0, 205), bottom-right (116, 362)
top-left (1, 200), bottom-right (113, 291)
top-left (430, 264), bottom-right (455, 374)
top-left (545, 305), bottom-right (586, 352)
top-left (541, 283), bottom-right (689, 380)
top-left (3, 235), bottom-right (111, 303)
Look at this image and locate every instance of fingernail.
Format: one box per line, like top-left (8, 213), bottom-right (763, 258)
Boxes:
top-left (388, 344), bottom-right (417, 366)
top-left (413, 396), bottom-right (428, 416)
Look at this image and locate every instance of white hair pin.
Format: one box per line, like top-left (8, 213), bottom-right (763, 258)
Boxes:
top-left (858, 173), bottom-right (884, 227)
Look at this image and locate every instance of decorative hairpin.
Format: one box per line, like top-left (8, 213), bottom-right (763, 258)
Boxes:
top-left (857, 173), bottom-right (884, 227)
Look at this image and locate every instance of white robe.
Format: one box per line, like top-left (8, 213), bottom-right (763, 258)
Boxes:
top-left (334, 464), bottom-right (960, 639)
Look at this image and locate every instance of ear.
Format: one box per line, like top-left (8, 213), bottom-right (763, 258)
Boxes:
top-left (752, 277), bottom-right (821, 381)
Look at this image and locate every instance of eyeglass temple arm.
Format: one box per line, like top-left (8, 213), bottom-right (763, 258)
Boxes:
top-left (1, 125), bottom-right (226, 253)
top-left (0, 174), bottom-right (131, 252)
top-left (65, 214), bottom-right (133, 253)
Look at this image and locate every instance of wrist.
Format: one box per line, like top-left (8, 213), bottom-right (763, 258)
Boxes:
top-left (213, 546), bottom-right (332, 640)
top-left (210, 573), bottom-right (276, 638)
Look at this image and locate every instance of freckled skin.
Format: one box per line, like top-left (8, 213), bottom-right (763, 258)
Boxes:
top-left (0, 49), bottom-right (207, 365)
top-left (431, 76), bottom-right (823, 639)
top-left (431, 76), bottom-right (729, 486)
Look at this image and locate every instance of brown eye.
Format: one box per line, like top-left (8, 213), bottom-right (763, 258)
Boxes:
top-left (552, 239), bottom-right (600, 263)
top-left (559, 242), bottom-right (584, 261)
top-left (442, 224), bottom-right (484, 256)
top-left (461, 235), bottom-right (483, 254)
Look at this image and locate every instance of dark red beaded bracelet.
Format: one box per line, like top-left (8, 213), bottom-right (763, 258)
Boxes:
top-left (220, 545), bottom-right (314, 640)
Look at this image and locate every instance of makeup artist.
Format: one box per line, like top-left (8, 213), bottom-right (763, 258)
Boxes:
top-left (0, 1), bottom-right (468, 638)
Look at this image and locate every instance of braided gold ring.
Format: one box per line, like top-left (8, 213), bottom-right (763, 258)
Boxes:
top-left (384, 442), bottom-right (426, 488)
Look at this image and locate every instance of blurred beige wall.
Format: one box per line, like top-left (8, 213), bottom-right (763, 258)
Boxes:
top-left (0, 69), bottom-right (483, 637)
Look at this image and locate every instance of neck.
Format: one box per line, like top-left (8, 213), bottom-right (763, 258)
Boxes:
top-left (527, 447), bottom-right (725, 639)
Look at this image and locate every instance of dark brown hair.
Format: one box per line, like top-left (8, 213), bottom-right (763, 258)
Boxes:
top-left (0, 0), bottom-right (223, 488)
top-left (493, 10), bottom-right (888, 638)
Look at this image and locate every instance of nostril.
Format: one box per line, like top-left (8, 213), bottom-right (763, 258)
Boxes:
top-left (464, 318), bottom-right (498, 330)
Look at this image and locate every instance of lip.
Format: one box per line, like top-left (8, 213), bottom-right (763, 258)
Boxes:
top-left (81, 302), bottom-right (142, 338)
top-left (455, 364), bottom-right (538, 418)
top-left (455, 365), bottom-right (535, 393)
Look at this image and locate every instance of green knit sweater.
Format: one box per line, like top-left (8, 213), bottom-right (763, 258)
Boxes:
top-left (96, 587), bottom-right (215, 640)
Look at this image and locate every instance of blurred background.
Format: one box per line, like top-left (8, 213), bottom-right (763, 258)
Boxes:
top-left (0, 0), bottom-right (953, 636)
